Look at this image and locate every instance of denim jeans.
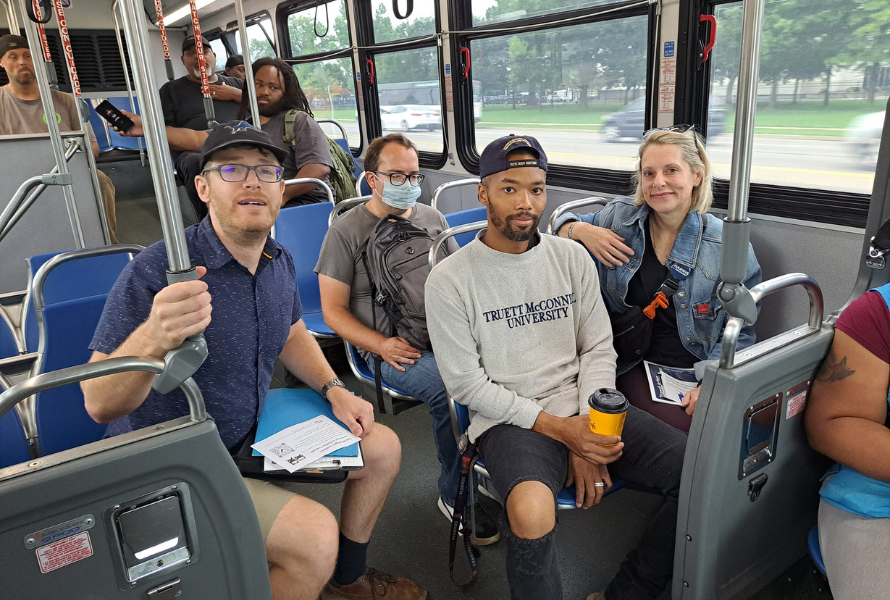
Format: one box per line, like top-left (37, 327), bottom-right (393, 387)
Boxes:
top-left (378, 350), bottom-right (462, 506)
top-left (477, 405), bottom-right (687, 600)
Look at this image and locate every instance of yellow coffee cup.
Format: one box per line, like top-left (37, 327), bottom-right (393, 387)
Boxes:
top-left (588, 388), bottom-right (628, 444)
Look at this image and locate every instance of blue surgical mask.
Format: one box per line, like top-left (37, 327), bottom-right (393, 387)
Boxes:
top-left (375, 175), bottom-right (421, 210)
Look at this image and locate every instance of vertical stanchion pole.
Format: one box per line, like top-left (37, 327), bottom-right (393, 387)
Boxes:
top-left (112, 0), bottom-right (146, 166)
top-left (234, 0), bottom-right (260, 126)
top-left (17, 0), bottom-right (85, 248)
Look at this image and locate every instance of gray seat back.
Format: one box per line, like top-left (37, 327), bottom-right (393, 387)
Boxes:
top-left (674, 275), bottom-right (832, 599)
top-left (0, 358), bottom-right (272, 599)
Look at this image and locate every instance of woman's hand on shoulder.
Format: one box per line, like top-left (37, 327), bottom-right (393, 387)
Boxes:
top-left (567, 222), bottom-right (634, 267)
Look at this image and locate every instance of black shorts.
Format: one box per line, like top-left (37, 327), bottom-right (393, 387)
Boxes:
top-left (476, 424), bottom-right (569, 502)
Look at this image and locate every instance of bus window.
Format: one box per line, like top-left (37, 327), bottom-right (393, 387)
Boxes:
top-left (472, 0), bottom-right (624, 26)
top-left (292, 59), bottom-right (360, 148)
top-left (375, 47), bottom-right (444, 154)
top-left (371, 0), bottom-right (436, 44)
top-left (286, 0), bottom-right (350, 57)
top-left (707, 1), bottom-right (886, 196)
top-left (208, 38), bottom-right (228, 69)
top-left (470, 14), bottom-right (649, 171)
top-left (233, 18), bottom-right (276, 61)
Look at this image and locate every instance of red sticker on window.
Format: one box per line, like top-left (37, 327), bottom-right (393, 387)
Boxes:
top-left (36, 531), bottom-right (93, 573)
top-left (696, 303), bottom-right (709, 314)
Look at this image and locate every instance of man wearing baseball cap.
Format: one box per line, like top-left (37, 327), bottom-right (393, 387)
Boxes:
top-left (225, 54), bottom-right (246, 80)
top-left (159, 35), bottom-right (244, 132)
top-left (82, 123), bottom-right (428, 600)
top-left (0, 34), bottom-right (118, 242)
top-left (426, 134), bottom-right (685, 600)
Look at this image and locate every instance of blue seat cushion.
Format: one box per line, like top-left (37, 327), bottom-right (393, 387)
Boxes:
top-left (302, 311), bottom-right (337, 337)
top-left (808, 524), bottom-right (826, 576)
top-left (0, 410), bottom-right (30, 468)
top-left (349, 344), bottom-right (412, 397)
top-left (445, 207), bottom-right (487, 247)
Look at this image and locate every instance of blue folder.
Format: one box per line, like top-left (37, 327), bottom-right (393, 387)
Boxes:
top-left (252, 388), bottom-right (360, 461)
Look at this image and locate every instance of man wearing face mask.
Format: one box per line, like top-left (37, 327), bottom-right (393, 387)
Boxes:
top-left (314, 133), bottom-right (501, 546)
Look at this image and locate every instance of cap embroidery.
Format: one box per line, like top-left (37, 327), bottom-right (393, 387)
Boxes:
top-left (503, 137), bottom-right (531, 150)
top-left (506, 159), bottom-right (539, 169)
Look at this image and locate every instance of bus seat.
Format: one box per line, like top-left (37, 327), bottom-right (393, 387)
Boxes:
top-left (0, 311), bottom-right (20, 359)
top-left (546, 196), bottom-right (610, 234)
top-left (430, 178), bottom-right (481, 215)
top-left (334, 137), bottom-right (362, 181)
top-left (356, 171), bottom-right (371, 196)
top-left (106, 96), bottom-right (143, 152)
top-left (23, 246), bottom-right (141, 353)
top-left (673, 275), bottom-right (834, 600)
top-left (344, 341), bottom-right (422, 415)
top-left (87, 101), bottom-right (114, 153)
top-left (34, 294), bottom-right (110, 456)
top-left (0, 363), bottom-right (272, 599)
top-left (272, 202), bottom-right (337, 339)
top-left (444, 207), bottom-right (487, 247)
top-left (0, 408), bottom-right (29, 469)
top-left (807, 524), bottom-right (826, 577)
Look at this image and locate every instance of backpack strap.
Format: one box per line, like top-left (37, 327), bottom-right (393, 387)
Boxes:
top-left (282, 109), bottom-right (298, 147)
top-left (642, 266), bottom-right (685, 319)
top-left (361, 249), bottom-right (388, 413)
top-left (867, 216), bottom-right (890, 269)
top-left (449, 434), bottom-right (480, 586)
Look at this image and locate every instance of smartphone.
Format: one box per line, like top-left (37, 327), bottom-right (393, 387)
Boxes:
top-left (95, 100), bottom-right (135, 132)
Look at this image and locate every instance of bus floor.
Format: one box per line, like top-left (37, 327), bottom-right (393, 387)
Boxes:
top-left (274, 345), bottom-right (830, 600)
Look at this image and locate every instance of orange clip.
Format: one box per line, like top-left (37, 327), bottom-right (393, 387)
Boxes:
top-left (643, 292), bottom-right (669, 318)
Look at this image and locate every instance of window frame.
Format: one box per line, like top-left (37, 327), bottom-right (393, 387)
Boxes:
top-left (449, 0), bottom-right (658, 195)
top-left (354, 0), bottom-right (448, 170)
top-left (276, 0), bottom-right (364, 154)
top-left (224, 10), bottom-right (278, 58)
top-left (676, 0), bottom-right (872, 228)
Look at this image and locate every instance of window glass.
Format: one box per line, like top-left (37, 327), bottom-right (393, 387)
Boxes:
top-left (472, 0), bottom-right (623, 27)
top-left (233, 19), bottom-right (276, 61)
top-left (208, 38), bottom-right (228, 73)
top-left (708, 0), bottom-right (885, 195)
top-left (471, 15), bottom-right (649, 170)
top-left (371, 0), bottom-right (436, 44)
top-left (286, 0), bottom-right (350, 57)
top-left (375, 47), bottom-right (443, 153)
top-left (292, 59), bottom-right (361, 148)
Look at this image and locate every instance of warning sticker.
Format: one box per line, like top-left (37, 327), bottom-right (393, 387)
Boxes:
top-left (660, 57), bottom-right (676, 85)
top-left (786, 382), bottom-right (809, 420)
top-left (658, 84), bottom-right (675, 113)
top-left (36, 531), bottom-right (93, 574)
top-left (444, 72), bottom-right (454, 112)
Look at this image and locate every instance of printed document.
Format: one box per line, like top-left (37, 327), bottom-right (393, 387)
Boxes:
top-left (643, 360), bottom-right (698, 405)
top-left (252, 415), bottom-right (360, 473)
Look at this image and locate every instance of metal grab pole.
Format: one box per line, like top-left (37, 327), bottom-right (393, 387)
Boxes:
top-left (187, 0), bottom-right (216, 128)
top-left (112, 0), bottom-right (146, 166)
top-left (118, 0), bottom-right (207, 394)
top-left (29, 0), bottom-right (57, 89)
top-left (716, 0), bottom-right (766, 327)
top-left (152, 0), bottom-right (174, 81)
top-left (2, 0), bottom-right (20, 35)
top-left (234, 0), bottom-right (260, 126)
top-left (17, 0), bottom-right (85, 249)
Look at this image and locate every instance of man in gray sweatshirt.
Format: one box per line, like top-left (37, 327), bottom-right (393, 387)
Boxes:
top-left (426, 135), bottom-right (687, 600)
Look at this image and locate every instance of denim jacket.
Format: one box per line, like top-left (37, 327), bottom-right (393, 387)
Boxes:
top-left (553, 197), bottom-right (762, 375)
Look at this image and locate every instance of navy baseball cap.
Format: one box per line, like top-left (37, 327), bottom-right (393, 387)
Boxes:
top-left (479, 134), bottom-right (548, 179)
top-left (200, 122), bottom-right (289, 169)
top-left (0, 35), bottom-right (28, 60)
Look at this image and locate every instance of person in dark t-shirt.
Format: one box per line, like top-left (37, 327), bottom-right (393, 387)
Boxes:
top-left (159, 35), bottom-right (244, 131)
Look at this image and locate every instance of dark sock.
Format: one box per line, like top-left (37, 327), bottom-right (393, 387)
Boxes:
top-left (332, 533), bottom-right (369, 586)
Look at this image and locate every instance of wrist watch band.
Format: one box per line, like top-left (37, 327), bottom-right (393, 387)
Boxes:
top-left (321, 378), bottom-right (346, 399)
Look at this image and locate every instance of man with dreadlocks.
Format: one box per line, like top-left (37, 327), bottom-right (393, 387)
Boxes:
top-left (120, 57), bottom-right (335, 216)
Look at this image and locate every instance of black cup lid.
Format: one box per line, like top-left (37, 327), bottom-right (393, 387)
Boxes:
top-left (588, 388), bottom-right (629, 414)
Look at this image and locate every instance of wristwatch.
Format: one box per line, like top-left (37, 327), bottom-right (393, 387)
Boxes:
top-left (320, 378), bottom-right (346, 399)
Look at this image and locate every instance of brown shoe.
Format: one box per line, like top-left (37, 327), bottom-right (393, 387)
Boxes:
top-left (321, 567), bottom-right (428, 600)
top-left (586, 593), bottom-right (607, 600)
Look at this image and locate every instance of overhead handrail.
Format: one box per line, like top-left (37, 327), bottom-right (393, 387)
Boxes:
top-left (428, 221), bottom-right (486, 271)
top-left (18, 0), bottom-right (85, 249)
top-left (545, 196), bottom-right (610, 234)
top-left (719, 273), bottom-right (824, 369)
top-left (0, 139), bottom-right (78, 242)
top-left (430, 178), bottom-right (480, 211)
top-left (717, 0), bottom-right (765, 328)
top-left (111, 0), bottom-right (146, 165)
top-left (328, 195), bottom-right (371, 227)
top-left (152, 0), bottom-right (175, 81)
top-left (284, 177), bottom-right (335, 205)
top-left (234, 0), bottom-right (261, 126)
top-left (118, 0), bottom-right (208, 395)
top-left (186, 0), bottom-right (216, 128)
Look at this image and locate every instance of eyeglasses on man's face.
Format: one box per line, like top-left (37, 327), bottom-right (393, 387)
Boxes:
top-left (372, 171), bottom-right (425, 187)
top-left (202, 164), bottom-right (284, 183)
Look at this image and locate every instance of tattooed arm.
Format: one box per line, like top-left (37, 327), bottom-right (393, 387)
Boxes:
top-left (805, 330), bottom-right (890, 483)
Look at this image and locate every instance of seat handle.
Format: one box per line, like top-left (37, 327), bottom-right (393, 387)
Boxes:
top-left (0, 357), bottom-right (206, 422)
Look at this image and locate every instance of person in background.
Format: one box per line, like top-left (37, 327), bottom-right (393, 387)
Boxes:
top-left (0, 34), bottom-right (117, 243)
top-left (225, 54), bottom-right (246, 80)
top-left (553, 126), bottom-right (761, 431)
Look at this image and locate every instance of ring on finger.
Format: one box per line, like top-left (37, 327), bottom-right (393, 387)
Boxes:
top-left (593, 482), bottom-right (605, 487)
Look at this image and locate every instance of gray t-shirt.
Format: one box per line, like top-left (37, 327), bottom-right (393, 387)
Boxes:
top-left (0, 86), bottom-right (96, 141)
top-left (314, 202), bottom-right (458, 363)
top-left (261, 110), bottom-right (334, 205)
